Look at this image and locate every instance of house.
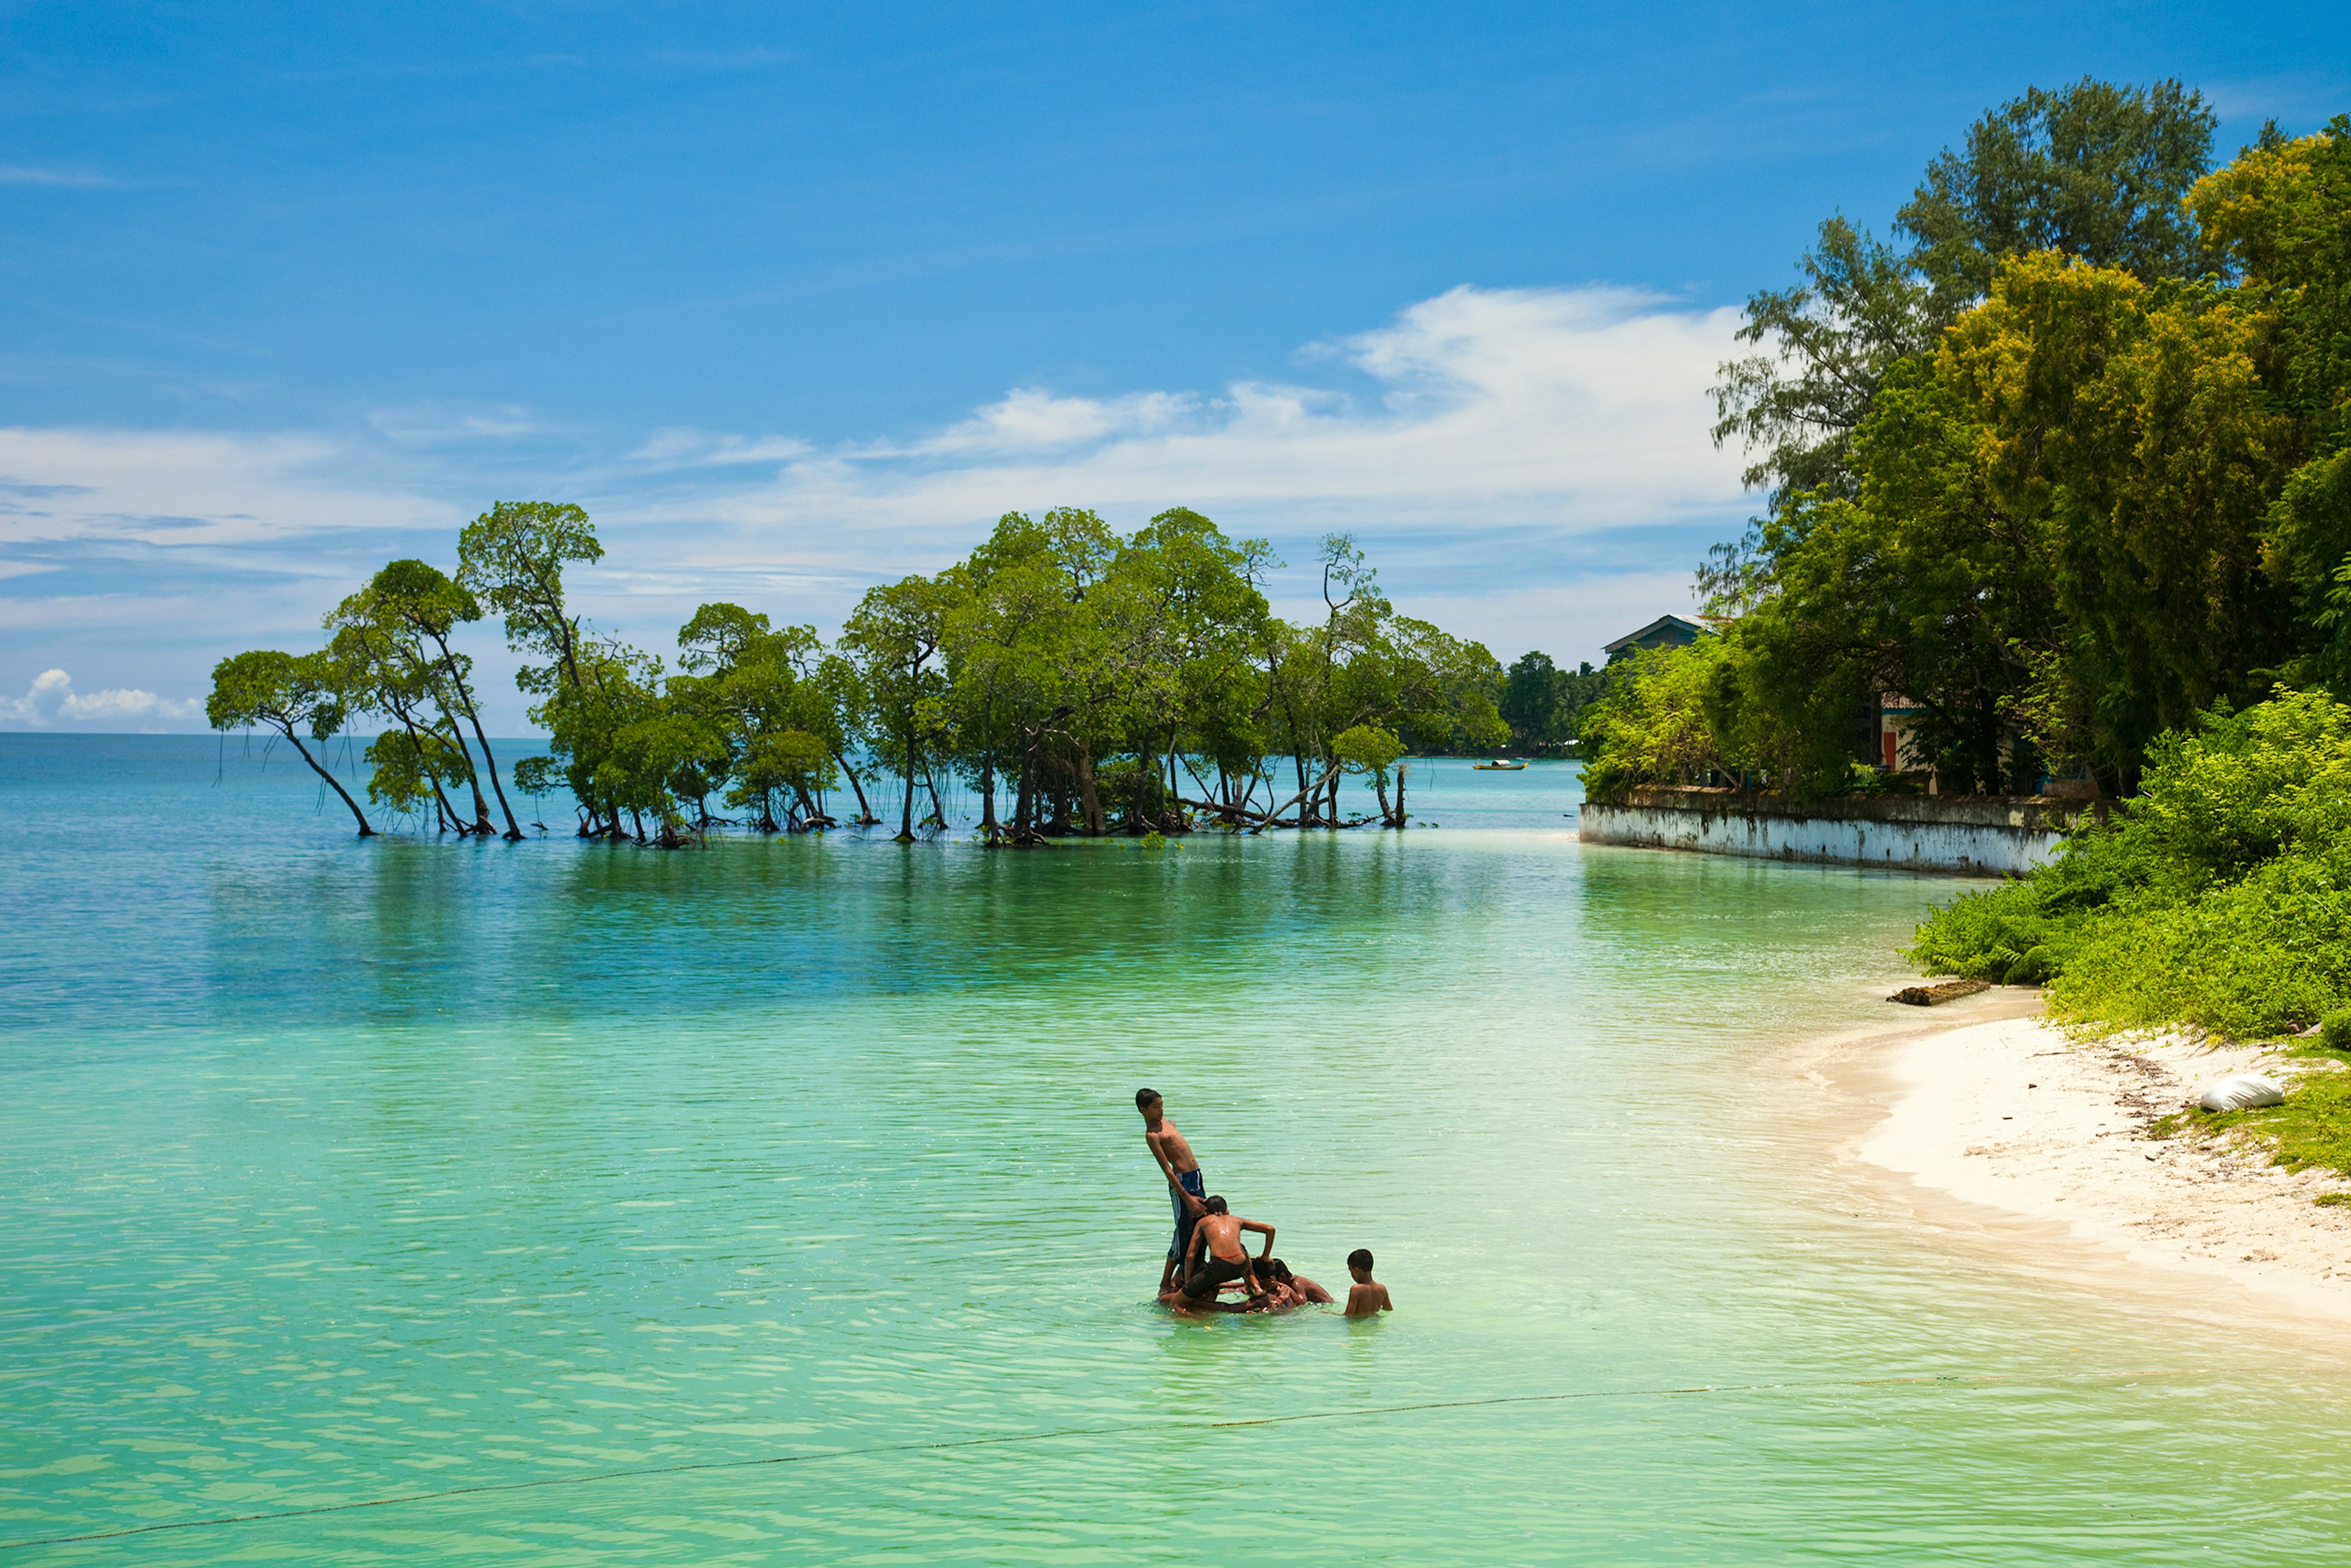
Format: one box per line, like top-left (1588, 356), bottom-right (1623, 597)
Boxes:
top-left (1602, 614), bottom-right (1708, 663)
top-left (1877, 692), bottom-right (1924, 773)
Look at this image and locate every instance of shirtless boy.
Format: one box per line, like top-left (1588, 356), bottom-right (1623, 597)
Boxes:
top-left (1244, 1259), bottom-right (1314, 1313)
top-left (1137, 1088), bottom-right (1206, 1292)
top-left (1343, 1248), bottom-right (1392, 1316)
top-left (1179, 1196), bottom-right (1275, 1304)
top-left (1280, 1260), bottom-right (1335, 1305)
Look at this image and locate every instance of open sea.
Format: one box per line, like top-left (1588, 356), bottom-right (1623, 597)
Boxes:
top-left (6, 735), bottom-right (2350, 1564)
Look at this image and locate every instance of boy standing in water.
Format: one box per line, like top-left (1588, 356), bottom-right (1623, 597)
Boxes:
top-left (1343, 1248), bottom-right (1392, 1316)
top-left (1137, 1088), bottom-right (1205, 1292)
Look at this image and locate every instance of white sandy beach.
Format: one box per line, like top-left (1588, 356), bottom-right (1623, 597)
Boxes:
top-left (1859, 1002), bottom-right (2351, 1324)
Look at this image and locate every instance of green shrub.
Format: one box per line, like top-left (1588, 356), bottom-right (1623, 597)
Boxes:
top-left (1910, 689), bottom-right (2351, 1038)
top-left (2323, 1012), bottom-right (2351, 1054)
top-left (2004, 945), bottom-right (2055, 986)
top-left (1907, 879), bottom-right (2055, 981)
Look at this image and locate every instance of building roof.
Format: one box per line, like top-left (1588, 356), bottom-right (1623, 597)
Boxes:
top-left (1602, 614), bottom-right (1709, 655)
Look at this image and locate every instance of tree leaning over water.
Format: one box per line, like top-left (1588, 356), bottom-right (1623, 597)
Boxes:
top-left (204, 650), bottom-right (376, 836)
top-left (208, 498), bottom-right (1508, 844)
top-left (326, 560), bottom-right (525, 839)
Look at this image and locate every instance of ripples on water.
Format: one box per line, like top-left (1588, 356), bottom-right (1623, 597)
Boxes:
top-left (4, 737), bottom-right (2350, 1564)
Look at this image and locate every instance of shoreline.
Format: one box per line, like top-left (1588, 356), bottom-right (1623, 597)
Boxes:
top-left (1827, 995), bottom-right (2351, 1327)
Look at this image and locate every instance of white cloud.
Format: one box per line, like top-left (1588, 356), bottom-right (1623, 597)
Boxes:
top-left (661, 285), bottom-right (1746, 549)
top-left (0, 427), bottom-right (451, 549)
top-left (369, 403), bottom-right (557, 446)
top-left (627, 428), bottom-right (814, 467)
top-left (910, 388), bottom-right (1196, 456)
top-left (0, 668), bottom-right (203, 730)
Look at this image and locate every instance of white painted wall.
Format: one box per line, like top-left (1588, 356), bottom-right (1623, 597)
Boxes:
top-left (1579, 802), bottom-right (2060, 877)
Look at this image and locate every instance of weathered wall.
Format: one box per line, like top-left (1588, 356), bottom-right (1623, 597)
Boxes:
top-left (1577, 787), bottom-right (2093, 877)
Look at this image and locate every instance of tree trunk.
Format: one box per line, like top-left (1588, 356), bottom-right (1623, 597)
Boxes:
top-left (433, 636), bottom-right (523, 839)
top-left (1074, 746), bottom-right (1105, 836)
top-left (898, 744), bottom-right (917, 841)
top-left (831, 747), bottom-right (876, 824)
top-left (282, 727), bottom-right (376, 836)
top-left (923, 767), bottom-right (947, 828)
top-left (1394, 762), bottom-right (1408, 827)
top-left (441, 721), bottom-right (497, 835)
top-left (421, 760), bottom-right (465, 832)
top-left (386, 704), bottom-right (470, 833)
top-left (978, 759), bottom-right (999, 839)
top-left (1247, 775), bottom-right (1321, 835)
top-left (1371, 770), bottom-right (1393, 826)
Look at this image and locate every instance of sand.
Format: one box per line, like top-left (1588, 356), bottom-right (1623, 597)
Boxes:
top-left (1855, 997), bottom-right (2351, 1324)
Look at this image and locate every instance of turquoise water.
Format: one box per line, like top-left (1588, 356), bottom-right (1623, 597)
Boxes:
top-left (6, 737), bottom-right (2350, 1564)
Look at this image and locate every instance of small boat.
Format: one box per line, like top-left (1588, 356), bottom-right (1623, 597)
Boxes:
top-left (1472, 759), bottom-right (1528, 771)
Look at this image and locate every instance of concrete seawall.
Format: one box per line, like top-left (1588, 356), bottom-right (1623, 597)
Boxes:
top-left (1577, 787), bottom-right (2093, 877)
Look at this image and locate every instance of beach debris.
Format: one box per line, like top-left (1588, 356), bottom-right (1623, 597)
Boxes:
top-left (1889, 978), bottom-right (1992, 1007)
top-left (2197, 1074), bottom-right (2285, 1112)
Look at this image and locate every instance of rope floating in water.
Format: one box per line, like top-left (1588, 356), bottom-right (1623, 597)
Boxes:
top-left (0, 1368), bottom-right (2195, 1553)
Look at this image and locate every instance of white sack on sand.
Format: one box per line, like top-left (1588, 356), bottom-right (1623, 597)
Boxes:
top-left (2200, 1075), bottom-right (2285, 1112)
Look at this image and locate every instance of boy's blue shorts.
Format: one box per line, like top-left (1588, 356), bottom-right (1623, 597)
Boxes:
top-left (1168, 1169), bottom-right (1207, 1259)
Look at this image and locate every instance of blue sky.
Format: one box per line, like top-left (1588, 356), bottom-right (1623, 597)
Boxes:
top-left (3, 1), bottom-right (2344, 730)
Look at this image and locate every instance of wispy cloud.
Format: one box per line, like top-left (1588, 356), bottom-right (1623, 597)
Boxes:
top-left (369, 403), bottom-right (560, 446)
top-left (905, 389), bottom-right (1197, 457)
top-left (2200, 72), bottom-right (2351, 130)
top-left (0, 162), bottom-right (124, 189)
top-left (651, 47), bottom-right (799, 71)
top-left (628, 429), bottom-right (813, 468)
top-left (0, 427), bottom-right (449, 549)
top-left (0, 668), bottom-right (201, 730)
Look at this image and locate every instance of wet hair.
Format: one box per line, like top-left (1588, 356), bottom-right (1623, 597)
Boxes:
top-left (1135, 1088), bottom-right (1162, 1110)
top-left (1202, 1195), bottom-right (1229, 1215)
top-left (1347, 1248), bottom-right (1374, 1273)
top-left (1266, 1258), bottom-right (1294, 1283)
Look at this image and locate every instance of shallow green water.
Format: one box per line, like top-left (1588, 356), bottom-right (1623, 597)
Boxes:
top-left (6, 738), bottom-right (2350, 1564)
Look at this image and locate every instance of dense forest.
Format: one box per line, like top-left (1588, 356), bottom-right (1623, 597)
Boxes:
top-left (208, 508), bottom-right (1512, 844)
top-left (1583, 78), bottom-right (2351, 1045)
top-left (1584, 82), bottom-right (2351, 806)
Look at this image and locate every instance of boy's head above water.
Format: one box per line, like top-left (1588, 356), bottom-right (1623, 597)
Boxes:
top-left (1347, 1248), bottom-right (1375, 1281)
top-left (1134, 1088), bottom-right (1162, 1120)
top-left (1202, 1195), bottom-right (1229, 1215)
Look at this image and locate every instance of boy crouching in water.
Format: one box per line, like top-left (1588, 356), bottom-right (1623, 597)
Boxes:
top-left (1343, 1248), bottom-right (1392, 1316)
top-left (1177, 1196), bottom-right (1275, 1305)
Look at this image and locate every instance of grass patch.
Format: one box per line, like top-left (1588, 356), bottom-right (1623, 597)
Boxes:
top-left (2147, 1068), bottom-right (2351, 1177)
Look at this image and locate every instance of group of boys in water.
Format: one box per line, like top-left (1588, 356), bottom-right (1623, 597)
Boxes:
top-left (1138, 1087), bottom-right (1393, 1317)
